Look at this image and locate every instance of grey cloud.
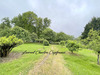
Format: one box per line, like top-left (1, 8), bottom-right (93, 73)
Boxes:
top-left (0, 0), bottom-right (100, 37)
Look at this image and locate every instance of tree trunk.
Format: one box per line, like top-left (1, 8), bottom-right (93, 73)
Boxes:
top-left (97, 53), bottom-right (99, 65)
top-left (2, 51), bottom-right (8, 57)
top-left (0, 50), bottom-right (1, 57)
top-left (71, 51), bottom-right (73, 53)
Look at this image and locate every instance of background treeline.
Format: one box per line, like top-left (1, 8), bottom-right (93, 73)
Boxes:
top-left (0, 11), bottom-right (74, 43)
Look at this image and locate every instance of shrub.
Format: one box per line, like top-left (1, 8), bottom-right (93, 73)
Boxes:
top-left (0, 35), bottom-right (23, 57)
top-left (43, 40), bottom-right (49, 46)
top-left (60, 41), bottom-right (65, 46)
top-left (66, 40), bottom-right (80, 53)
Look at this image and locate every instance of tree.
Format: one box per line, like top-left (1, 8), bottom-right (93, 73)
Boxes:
top-left (0, 17), bottom-right (11, 30)
top-left (86, 29), bottom-right (100, 64)
top-left (0, 25), bottom-right (38, 42)
top-left (36, 17), bottom-right (51, 38)
top-left (0, 27), bottom-right (11, 37)
top-left (41, 28), bottom-right (56, 42)
top-left (0, 35), bottom-right (23, 57)
top-left (81, 17), bottom-right (100, 39)
top-left (11, 11), bottom-right (51, 38)
top-left (30, 32), bottom-right (37, 42)
top-left (60, 41), bottom-right (65, 46)
top-left (10, 26), bottom-right (32, 42)
top-left (36, 17), bottom-right (43, 38)
top-left (66, 40), bottom-right (80, 53)
top-left (12, 11), bottom-right (37, 33)
top-left (56, 32), bottom-right (74, 42)
top-left (43, 17), bottom-right (51, 29)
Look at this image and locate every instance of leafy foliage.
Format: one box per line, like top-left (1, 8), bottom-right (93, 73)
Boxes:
top-left (81, 17), bottom-right (100, 39)
top-left (82, 29), bottom-right (100, 64)
top-left (60, 41), bottom-right (65, 46)
top-left (0, 35), bottom-right (23, 57)
top-left (36, 17), bottom-right (51, 38)
top-left (42, 28), bottom-right (56, 42)
top-left (85, 29), bottom-right (100, 53)
top-left (0, 26), bottom-right (37, 42)
top-left (0, 17), bottom-right (11, 30)
top-left (12, 11), bottom-right (37, 33)
top-left (56, 32), bottom-right (74, 42)
top-left (0, 27), bottom-right (11, 37)
top-left (10, 26), bottom-right (32, 42)
top-left (66, 40), bottom-right (80, 53)
top-left (43, 40), bottom-right (49, 46)
top-left (11, 11), bottom-right (51, 38)
top-left (30, 32), bottom-right (37, 42)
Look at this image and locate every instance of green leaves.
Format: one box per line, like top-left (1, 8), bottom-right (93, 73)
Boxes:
top-left (56, 32), bottom-right (74, 42)
top-left (60, 41), bottom-right (65, 46)
top-left (66, 40), bottom-right (80, 53)
top-left (11, 26), bottom-right (32, 42)
top-left (0, 37), bottom-right (9, 46)
top-left (42, 28), bottom-right (56, 42)
top-left (11, 11), bottom-right (51, 39)
top-left (82, 28), bottom-right (100, 53)
top-left (0, 35), bottom-right (23, 57)
top-left (43, 40), bottom-right (49, 46)
top-left (81, 17), bottom-right (100, 39)
top-left (0, 35), bottom-right (23, 46)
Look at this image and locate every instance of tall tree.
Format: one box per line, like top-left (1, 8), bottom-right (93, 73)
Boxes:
top-left (43, 17), bottom-right (51, 29)
top-left (36, 17), bottom-right (51, 38)
top-left (0, 17), bottom-right (11, 30)
top-left (81, 17), bottom-right (100, 39)
top-left (11, 11), bottom-right (51, 38)
top-left (11, 11), bottom-right (37, 33)
top-left (36, 17), bottom-right (43, 38)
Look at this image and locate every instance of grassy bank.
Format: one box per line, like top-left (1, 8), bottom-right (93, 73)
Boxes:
top-left (0, 43), bottom-right (49, 75)
top-left (58, 45), bottom-right (100, 75)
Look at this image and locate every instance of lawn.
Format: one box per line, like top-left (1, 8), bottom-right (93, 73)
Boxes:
top-left (0, 43), bottom-right (49, 75)
top-left (57, 45), bottom-right (100, 75)
top-left (0, 44), bottom-right (100, 75)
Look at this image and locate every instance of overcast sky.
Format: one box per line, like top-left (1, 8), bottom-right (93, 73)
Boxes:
top-left (0, 0), bottom-right (100, 37)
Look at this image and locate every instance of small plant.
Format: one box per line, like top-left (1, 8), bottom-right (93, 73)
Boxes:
top-left (60, 41), bottom-right (65, 46)
top-left (66, 40), bottom-right (80, 53)
top-left (43, 40), bottom-right (49, 46)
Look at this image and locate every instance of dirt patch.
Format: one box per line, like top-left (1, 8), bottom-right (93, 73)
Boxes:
top-left (0, 52), bottom-right (22, 63)
top-left (28, 53), bottom-right (50, 75)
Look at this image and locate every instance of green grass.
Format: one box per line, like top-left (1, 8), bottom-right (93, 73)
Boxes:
top-left (57, 45), bottom-right (100, 75)
top-left (0, 43), bottom-right (49, 75)
top-left (12, 43), bottom-right (48, 52)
